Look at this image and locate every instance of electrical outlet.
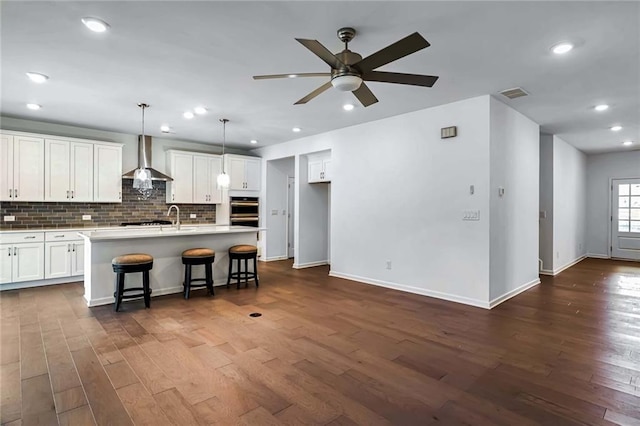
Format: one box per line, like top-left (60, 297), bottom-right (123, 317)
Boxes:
top-left (82, 215), bottom-right (91, 221)
top-left (190, 213), bottom-right (196, 219)
top-left (386, 260), bottom-right (392, 270)
top-left (4, 216), bottom-right (15, 222)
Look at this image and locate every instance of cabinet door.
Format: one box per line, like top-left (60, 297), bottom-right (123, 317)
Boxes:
top-left (0, 245), bottom-right (11, 284)
top-left (70, 142), bottom-right (94, 202)
top-left (228, 157), bottom-right (246, 190)
top-left (94, 144), bottom-right (122, 202)
top-left (308, 160), bottom-right (323, 183)
top-left (168, 152), bottom-right (193, 203)
top-left (44, 139), bottom-right (71, 201)
top-left (13, 135), bottom-right (44, 201)
top-left (244, 158), bottom-right (261, 191)
top-left (45, 242), bottom-right (71, 279)
top-left (71, 241), bottom-right (84, 276)
top-left (13, 243), bottom-right (44, 282)
top-left (322, 159), bottom-right (332, 182)
top-left (193, 155), bottom-right (211, 204)
top-left (209, 157), bottom-right (223, 203)
top-left (0, 134), bottom-right (14, 202)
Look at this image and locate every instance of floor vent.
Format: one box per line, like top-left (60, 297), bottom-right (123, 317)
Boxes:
top-left (499, 87), bottom-right (529, 99)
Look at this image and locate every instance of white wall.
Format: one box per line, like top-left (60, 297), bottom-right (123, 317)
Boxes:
top-left (586, 150), bottom-right (640, 257)
top-left (488, 97), bottom-right (540, 304)
top-left (264, 157), bottom-right (293, 260)
top-left (257, 95), bottom-right (493, 307)
top-left (552, 136), bottom-right (587, 271)
top-left (539, 134), bottom-right (554, 271)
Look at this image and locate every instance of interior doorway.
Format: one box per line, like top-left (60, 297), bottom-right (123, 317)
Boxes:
top-left (287, 176), bottom-right (295, 258)
top-left (611, 178), bottom-right (640, 260)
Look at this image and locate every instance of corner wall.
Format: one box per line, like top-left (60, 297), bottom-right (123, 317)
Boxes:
top-left (488, 97), bottom-right (540, 305)
top-left (539, 134), bottom-right (554, 271)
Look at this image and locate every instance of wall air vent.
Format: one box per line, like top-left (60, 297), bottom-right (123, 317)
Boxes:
top-left (499, 87), bottom-right (529, 99)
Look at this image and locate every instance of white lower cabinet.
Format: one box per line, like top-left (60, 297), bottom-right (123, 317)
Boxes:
top-left (0, 232), bottom-right (45, 284)
top-left (44, 232), bottom-right (84, 279)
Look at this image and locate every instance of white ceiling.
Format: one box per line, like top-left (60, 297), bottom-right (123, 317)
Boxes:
top-left (1, 1), bottom-right (638, 154)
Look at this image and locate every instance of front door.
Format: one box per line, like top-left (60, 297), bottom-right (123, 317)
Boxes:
top-left (611, 178), bottom-right (640, 260)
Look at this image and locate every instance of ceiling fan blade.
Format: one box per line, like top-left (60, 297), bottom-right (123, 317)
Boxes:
top-left (352, 83), bottom-right (379, 107)
top-left (363, 71), bottom-right (439, 87)
top-left (296, 38), bottom-right (345, 69)
top-left (253, 72), bottom-right (331, 80)
top-left (294, 81), bottom-right (333, 105)
top-left (355, 32), bottom-right (430, 72)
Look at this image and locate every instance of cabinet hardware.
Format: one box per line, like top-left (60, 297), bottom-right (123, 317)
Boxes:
top-left (8, 189), bottom-right (12, 198)
top-left (118, 191), bottom-right (121, 200)
top-left (54, 235), bottom-right (65, 238)
top-left (7, 248), bottom-right (10, 256)
top-left (71, 190), bottom-right (74, 199)
top-left (14, 189), bottom-right (18, 198)
top-left (13, 247), bottom-right (17, 256)
top-left (172, 194), bottom-right (175, 201)
top-left (67, 190), bottom-right (70, 199)
top-left (72, 244), bottom-right (76, 252)
top-left (68, 244), bottom-right (71, 252)
top-left (24, 236), bottom-right (36, 239)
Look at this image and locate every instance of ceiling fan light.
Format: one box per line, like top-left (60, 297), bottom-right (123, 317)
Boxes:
top-left (331, 75), bottom-right (362, 92)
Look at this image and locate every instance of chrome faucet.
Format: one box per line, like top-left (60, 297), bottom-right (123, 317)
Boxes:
top-left (166, 205), bottom-right (180, 230)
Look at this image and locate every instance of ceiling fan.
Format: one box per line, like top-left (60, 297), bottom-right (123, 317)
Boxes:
top-left (253, 27), bottom-right (439, 107)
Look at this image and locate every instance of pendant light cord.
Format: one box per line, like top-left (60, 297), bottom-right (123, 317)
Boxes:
top-left (220, 118), bottom-right (228, 172)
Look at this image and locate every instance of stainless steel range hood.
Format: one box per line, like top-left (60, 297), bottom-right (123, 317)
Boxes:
top-left (122, 135), bottom-right (172, 181)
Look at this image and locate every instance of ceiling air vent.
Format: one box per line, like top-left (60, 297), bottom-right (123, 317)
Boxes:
top-left (499, 87), bottom-right (529, 99)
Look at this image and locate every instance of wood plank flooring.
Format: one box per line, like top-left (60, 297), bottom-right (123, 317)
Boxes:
top-left (1, 258), bottom-right (640, 425)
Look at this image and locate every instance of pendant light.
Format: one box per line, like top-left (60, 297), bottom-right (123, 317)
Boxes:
top-left (133, 103), bottom-right (153, 190)
top-left (217, 118), bottom-right (230, 189)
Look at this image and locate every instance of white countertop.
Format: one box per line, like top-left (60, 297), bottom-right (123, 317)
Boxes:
top-left (78, 225), bottom-right (263, 241)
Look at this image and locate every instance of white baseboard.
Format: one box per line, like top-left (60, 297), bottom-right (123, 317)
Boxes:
top-left (539, 255), bottom-right (586, 276)
top-left (488, 278), bottom-right (541, 308)
top-left (587, 253), bottom-right (609, 259)
top-left (261, 256), bottom-right (289, 262)
top-left (293, 260), bottom-right (328, 269)
top-left (1, 275), bottom-right (83, 291)
top-left (328, 270), bottom-right (490, 309)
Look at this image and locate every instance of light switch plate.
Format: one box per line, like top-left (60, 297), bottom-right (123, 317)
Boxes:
top-left (271, 209), bottom-right (278, 215)
top-left (463, 210), bottom-right (480, 221)
top-left (4, 215), bottom-right (15, 222)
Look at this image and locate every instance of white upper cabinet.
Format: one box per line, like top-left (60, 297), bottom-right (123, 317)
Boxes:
top-left (45, 139), bottom-right (94, 202)
top-left (307, 152), bottom-right (332, 183)
top-left (1, 133), bottom-right (45, 201)
top-left (167, 150), bottom-right (222, 204)
top-left (225, 154), bottom-right (261, 191)
top-left (93, 143), bottom-right (122, 202)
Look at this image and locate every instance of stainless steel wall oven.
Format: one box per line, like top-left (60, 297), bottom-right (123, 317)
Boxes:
top-left (230, 197), bottom-right (259, 227)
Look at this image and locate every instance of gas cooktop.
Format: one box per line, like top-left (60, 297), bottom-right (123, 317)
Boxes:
top-left (120, 220), bottom-right (173, 226)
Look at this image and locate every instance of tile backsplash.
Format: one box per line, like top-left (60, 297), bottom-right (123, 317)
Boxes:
top-left (0, 181), bottom-right (216, 229)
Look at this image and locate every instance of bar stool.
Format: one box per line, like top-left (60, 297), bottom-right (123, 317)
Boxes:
top-left (111, 253), bottom-right (153, 312)
top-left (227, 245), bottom-right (259, 289)
top-left (182, 248), bottom-right (215, 299)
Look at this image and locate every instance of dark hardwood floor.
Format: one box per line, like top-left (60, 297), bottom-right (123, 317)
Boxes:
top-left (1, 258), bottom-right (640, 425)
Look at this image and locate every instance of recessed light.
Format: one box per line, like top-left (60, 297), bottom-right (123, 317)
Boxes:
top-left (292, 127), bottom-right (301, 132)
top-left (250, 140), bottom-right (258, 144)
top-left (194, 106), bottom-right (207, 115)
top-left (81, 17), bottom-right (110, 33)
top-left (610, 125), bottom-right (622, 132)
top-left (160, 125), bottom-right (171, 133)
top-left (26, 72), bottom-right (49, 83)
top-left (26, 103), bottom-right (41, 110)
top-left (551, 42), bottom-right (573, 55)
top-left (183, 111), bottom-right (194, 119)
top-left (594, 104), bottom-right (609, 112)
top-left (623, 141), bottom-right (633, 146)
top-left (343, 104), bottom-right (355, 111)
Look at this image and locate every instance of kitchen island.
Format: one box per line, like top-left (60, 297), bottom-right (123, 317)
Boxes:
top-left (78, 225), bottom-right (261, 307)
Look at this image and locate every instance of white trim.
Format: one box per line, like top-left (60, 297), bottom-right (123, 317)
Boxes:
top-left (328, 270), bottom-right (490, 309)
top-left (260, 256), bottom-right (288, 262)
top-left (1, 275), bottom-right (83, 291)
top-left (293, 260), bottom-right (328, 269)
top-left (85, 285), bottom-right (184, 307)
top-left (538, 255), bottom-right (586, 276)
top-left (489, 278), bottom-right (541, 308)
top-left (587, 253), bottom-right (609, 259)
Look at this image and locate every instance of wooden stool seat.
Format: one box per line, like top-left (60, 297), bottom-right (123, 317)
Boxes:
top-left (112, 253), bottom-right (153, 312)
top-left (227, 245), bottom-right (259, 289)
top-left (182, 248), bottom-right (215, 299)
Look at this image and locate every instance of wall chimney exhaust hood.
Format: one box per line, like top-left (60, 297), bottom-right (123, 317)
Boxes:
top-left (122, 135), bottom-right (173, 181)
